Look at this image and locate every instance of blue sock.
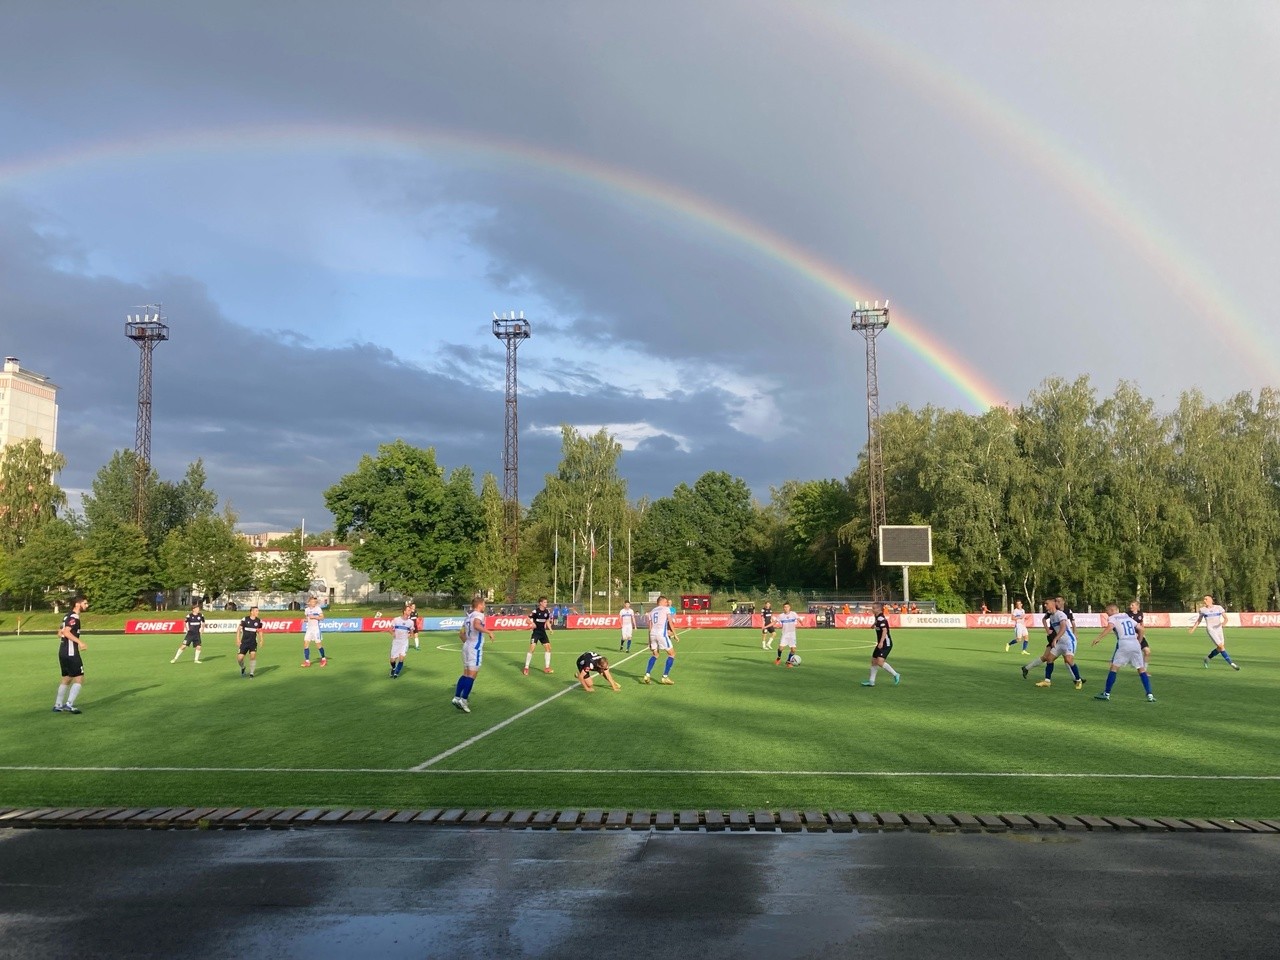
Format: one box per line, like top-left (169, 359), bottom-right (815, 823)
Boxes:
top-left (1221, 650), bottom-right (1234, 665)
top-left (461, 676), bottom-right (476, 698)
top-left (1105, 671), bottom-right (1117, 693)
top-left (395, 662), bottom-right (403, 676)
top-left (626, 641), bottom-right (631, 651)
top-left (647, 656), bottom-right (657, 674)
top-left (1021, 640), bottom-right (1028, 651)
top-left (1207, 648), bottom-right (1219, 659)
top-left (1069, 662), bottom-right (1081, 681)
top-left (1140, 673), bottom-right (1152, 695)
top-left (318, 647), bottom-right (326, 659)
top-left (664, 656), bottom-right (674, 676)
top-left (1045, 662), bottom-right (1054, 680)
top-left (304, 648), bottom-right (310, 662)
top-left (455, 675), bottom-right (467, 697)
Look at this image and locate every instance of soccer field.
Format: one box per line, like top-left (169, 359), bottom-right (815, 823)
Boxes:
top-left (1, 626), bottom-right (1277, 819)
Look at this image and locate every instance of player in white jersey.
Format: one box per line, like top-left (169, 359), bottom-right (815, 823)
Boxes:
top-left (301, 595), bottom-right (327, 667)
top-left (1005, 599), bottom-right (1030, 654)
top-left (1021, 598), bottom-right (1085, 690)
top-left (388, 602), bottom-right (414, 678)
top-left (452, 598), bottom-right (487, 712)
top-left (642, 594), bottom-right (680, 685)
top-left (618, 601), bottom-right (636, 652)
top-left (1190, 595), bottom-right (1239, 670)
top-left (774, 602), bottom-right (800, 667)
top-left (1091, 604), bottom-right (1155, 701)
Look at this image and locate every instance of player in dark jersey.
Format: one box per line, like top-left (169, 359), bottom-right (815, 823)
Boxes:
top-left (575, 651), bottom-right (621, 692)
top-left (53, 596), bottom-right (90, 713)
top-left (523, 596), bottom-right (554, 675)
top-left (405, 600), bottom-right (419, 650)
top-left (171, 603), bottom-right (205, 663)
top-left (760, 601), bottom-right (776, 650)
top-left (861, 602), bottom-right (901, 687)
top-left (1128, 600), bottom-right (1150, 664)
top-left (236, 606), bottom-right (265, 677)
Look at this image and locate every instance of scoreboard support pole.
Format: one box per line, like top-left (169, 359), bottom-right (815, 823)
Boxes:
top-left (902, 565), bottom-right (910, 604)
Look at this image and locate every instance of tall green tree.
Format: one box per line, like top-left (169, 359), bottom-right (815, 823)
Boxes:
top-left (0, 438), bottom-right (67, 552)
top-left (472, 472), bottom-right (510, 599)
top-left (324, 440), bottom-right (481, 597)
top-left (82, 452), bottom-right (217, 549)
top-left (257, 529), bottom-right (317, 594)
top-left (158, 508), bottom-right (254, 602)
top-left (73, 520), bottom-right (151, 612)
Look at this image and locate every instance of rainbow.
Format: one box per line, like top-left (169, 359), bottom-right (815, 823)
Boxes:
top-left (796, 3), bottom-right (1278, 383)
top-left (0, 123), bottom-right (1009, 410)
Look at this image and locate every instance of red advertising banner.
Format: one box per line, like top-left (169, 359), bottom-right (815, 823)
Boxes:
top-left (1238, 612), bottom-right (1280, 628)
top-left (485, 614), bottom-right (534, 631)
top-left (566, 614), bottom-right (621, 629)
top-left (673, 614), bottom-right (744, 629)
top-left (125, 618), bottom-right (304, 634)
top-left (834, 614), bottom-right (896, 629)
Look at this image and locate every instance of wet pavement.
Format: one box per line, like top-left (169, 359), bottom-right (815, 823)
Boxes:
top-left (1, 826), bottom-right (1277, 959)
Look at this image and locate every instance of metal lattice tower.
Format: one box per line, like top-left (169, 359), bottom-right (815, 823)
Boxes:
top-left (125, 306), bottom-right (169, 525)
top-left (851, 300), bottom-right (890, 594)
top-left (493, 312), bottom-right (531, 601)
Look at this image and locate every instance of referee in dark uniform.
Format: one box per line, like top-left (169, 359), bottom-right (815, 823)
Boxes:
top-left (53, 596), bottom-right (89, 714)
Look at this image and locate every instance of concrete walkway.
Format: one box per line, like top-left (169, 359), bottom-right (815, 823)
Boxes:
top-left (1, 827), bottom-right (1276, 959)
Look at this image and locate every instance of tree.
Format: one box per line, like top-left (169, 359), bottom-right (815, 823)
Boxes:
top-left (0, 438), bottom-right (67, 552)
top-left (73, 520), bottom-right (151, 612)
top-left (261, 529), bottom-right (317, 594)
top-left (632, 471), bottom-right (756, 590)
top-left (82, 452), bottom-right (216, 549)
top-left (324, 440), bottom-right (481, 597)
top-left (471, 472), bottom-right (509, 599)
top-left (158, 508), bottom-right (254, 602)
top-left (5, 517), bottom-right (79, 609)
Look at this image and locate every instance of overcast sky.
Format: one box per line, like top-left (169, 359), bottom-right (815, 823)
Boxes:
top-left (2, 1), bottom-right (1277, 530)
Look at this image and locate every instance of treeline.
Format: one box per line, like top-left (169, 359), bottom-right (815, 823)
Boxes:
top-left (0, 442), bottom-right (315, 612)
top-left (4, 378), bottom-right (1278, 613)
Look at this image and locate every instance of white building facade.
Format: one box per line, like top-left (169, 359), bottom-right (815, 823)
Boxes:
top-left (0, 357), bottom-right (59, 453)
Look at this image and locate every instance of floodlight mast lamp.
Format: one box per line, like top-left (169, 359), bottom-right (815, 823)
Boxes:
top-left (851, 300), bottom-right (890, 598)
top-left (125, 306), bottom-right (169, 526)
top-left (493, 312), bottom-right (531, 602)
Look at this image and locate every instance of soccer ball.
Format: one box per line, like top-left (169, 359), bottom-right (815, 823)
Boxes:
top-left (790, 655), bottom-right (802, 666)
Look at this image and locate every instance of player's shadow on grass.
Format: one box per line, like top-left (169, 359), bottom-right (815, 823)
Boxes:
top-left (251, 665), bottom-right (281, 676)
top-left (91, 684), bottom-right (162, 708)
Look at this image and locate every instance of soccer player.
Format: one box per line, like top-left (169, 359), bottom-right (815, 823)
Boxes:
top-left (523, 596), bottom-right (554, 675)
top-left (861, 602), bottom-right (900, 686)
top-left (1005, 599), bottom-right (1030, 654)
top-left (53, 596), bottom-right (89, 713)
top-left (619, 600), bottom-right (635, 652)
top-left (405, 600), bottom-right (419, 650)
top-left (171, 602), bottom-right (205, 663)
top-left (643, 594), bottom-right (679, 685)
top-left (236, 605), bottom-right (265, 677)
top-left (576, 651), bottom-right (622, 692)
top-left (1091, 603), bottom-right (1155, 702)
top-left (1128, 600), bottom-right (1150, 665)
top-left (1191, 595), bottom-right (1239, 670)
top-left (774, 601), bottom-right (800, 667)
top-left (452, 597), bottom-right (487, 712)
top-left (1021, 598), bottom-right (1086, 689)
top-left (760, 600), bottom-right (775, 650)
top-left (301, 595), bottom-right (327, 667)
top-left (389, 602), bottom-right (414, 678)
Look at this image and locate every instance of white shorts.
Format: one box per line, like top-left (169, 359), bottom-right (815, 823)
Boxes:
top-left (1207, 627), bottom-right (1226, 647)
top-left (621, 625), bottom-right (633, 639)
top-left (1049, 637), bottom-right (1076, 658)
top-left (649, 634), bottom-right (673, 652)
top-left (1111, 645), bottom-right (1145, 670)
top-left (390, 637), bottom-right (409, 658)
top-left (462, 639), bottom-right (483, 670)
top-left (304, 627), bottom-right (321, 643)
top-left (1014, 623), bottom-right (1028, 639)
top-left (779, 636), bottom-right (797, 648)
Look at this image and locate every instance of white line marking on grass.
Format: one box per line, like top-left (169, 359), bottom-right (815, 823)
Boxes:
top-left (409, 648), bottom-right (649, 772)
top-left (0, 764), bottom-right (404, 774)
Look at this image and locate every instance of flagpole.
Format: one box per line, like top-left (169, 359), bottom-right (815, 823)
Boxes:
top-left (627, 527), bottom-right (632, 603)
top-left (589, 529), bottom-right (595, 614)
top-left (553, 529), bottom-right (559, 605)
top-left (572, 532), bottom-right (577, 607)
top-left (607, 529), bottom-right (613, 613)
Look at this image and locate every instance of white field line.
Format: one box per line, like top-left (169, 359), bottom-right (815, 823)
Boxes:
top-left (409, 648), bottom-right (650, 772)
top-left (1, 764), bottom-right (1277, 782)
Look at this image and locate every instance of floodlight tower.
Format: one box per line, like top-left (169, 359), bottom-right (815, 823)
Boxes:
top-left (125, 306), bottom-right (169, 525)
top-left (493, 311), bottom-right (531, 601)
top-left (851, 300), bottom-right (890, 596)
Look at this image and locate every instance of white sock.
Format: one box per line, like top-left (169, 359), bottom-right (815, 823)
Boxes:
top-left (544, 651), bottom-right (552, 669)
top-left (173, 648), bottom-right (184, 660)
top-left (881, 663), bottom-right (899, 678)
top-left (248, 659), bottom-right (256, 675)
top-left (524, 651), bottom-right (533, 669)
top-left (55, 684), bottom-right (68, 707)
top-left (66, 682), bottom-right (81, 707)
top-left (869, 665), bottom-right (880, 682)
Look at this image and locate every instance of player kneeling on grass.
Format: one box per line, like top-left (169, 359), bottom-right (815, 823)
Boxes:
top-left (576, 651), bottom-right (621, 692)
top-left (862, 602), bottom-right (900, 687)
top-left (236, 606), bottom-right (265, 677)
top-left (1092, 603), bottom-right (1155, 702)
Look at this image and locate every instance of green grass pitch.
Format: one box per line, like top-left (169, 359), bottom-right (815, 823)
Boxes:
top-left (1, 626), bottom-right (1276, 818)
